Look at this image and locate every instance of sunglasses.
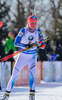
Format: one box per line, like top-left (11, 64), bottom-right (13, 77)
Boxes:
top-left (30, 16), bottom-right (37, 19)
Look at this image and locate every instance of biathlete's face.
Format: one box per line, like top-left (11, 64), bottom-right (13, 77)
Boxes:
top-left (28, 22), bottom-right (37, 30)
top-left (28, 15), bottom-right (37, 30)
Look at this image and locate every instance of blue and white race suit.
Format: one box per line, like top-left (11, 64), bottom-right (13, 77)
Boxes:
top-left (6, 27), bottom-right (45, 92)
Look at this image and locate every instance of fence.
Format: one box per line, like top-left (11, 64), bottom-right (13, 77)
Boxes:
top-left (0, 61), bottom-right (41, 89)
top-left (0, 61), bottom-right (62, 89)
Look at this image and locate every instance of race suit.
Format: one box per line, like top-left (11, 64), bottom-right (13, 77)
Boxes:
top-left (6, 27), bottom-right (45, 92)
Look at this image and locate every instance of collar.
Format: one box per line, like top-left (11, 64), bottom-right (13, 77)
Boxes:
top-left (27, 27), bottom-right (36, 33)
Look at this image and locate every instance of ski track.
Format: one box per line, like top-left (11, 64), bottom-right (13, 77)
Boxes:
top-left (0, 81), bottom-right (62, 100)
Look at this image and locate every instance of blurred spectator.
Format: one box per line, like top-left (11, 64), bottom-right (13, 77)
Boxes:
top-left (45, 40), bottom-right (53, 60)
top-left (45, 40), bottom-right (53, 54)
top-left (3, 32), bottom-right (16, 53)
top-left (6, 49), bottom-right (15, 62)
top-left (0, 35), bottom-right (5, 60)
top-left (55, 40), bottom-right (62, 61)
top-left (48, 50), bottom-right (59, 61)
top-left (37, 47), bottom-right (48, 61)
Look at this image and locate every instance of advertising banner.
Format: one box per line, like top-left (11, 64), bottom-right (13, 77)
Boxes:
top-left (43, 61), bottom-right (51, 82)
top-left (43, 61), bottom-right (62, 82)
top-left (1, 62), bottom-right (11, 88)
top-left (61, 62), bottom-right (62, 80)
top-left (35, 61), bottom-right (41, 84)
top-left (53, 61), bottom-right (61, 81)
top-left (15, 61), bottom-right (41, 86)
top-left (15, 65), bottom-right (29, 86)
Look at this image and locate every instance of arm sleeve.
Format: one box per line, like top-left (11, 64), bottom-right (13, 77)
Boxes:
top-left (14, 28), bottom-right (26, 48)
top-left (38, 29), bottom-right (45, 49)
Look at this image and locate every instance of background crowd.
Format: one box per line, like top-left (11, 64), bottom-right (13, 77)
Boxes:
top-left (0, 0), bottom-right (62, 62)
top-left (0, 33), bottom-right (16, 62)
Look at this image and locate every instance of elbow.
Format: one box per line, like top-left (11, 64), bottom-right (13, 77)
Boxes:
top-left (14, 41), bottom-right (16, 45)
top-left (14, 41), bottom-right (18, 46)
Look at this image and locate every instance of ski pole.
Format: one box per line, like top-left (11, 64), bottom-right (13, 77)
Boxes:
top-left (1, 47), bottom-right (29, 62)
top-left (39, 37), bottom-right (52, 44)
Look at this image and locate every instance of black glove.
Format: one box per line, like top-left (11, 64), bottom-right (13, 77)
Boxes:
top-left (25, 43), bottom-right (34, 48)
top-left (25, 43), bottom-right (42, 48)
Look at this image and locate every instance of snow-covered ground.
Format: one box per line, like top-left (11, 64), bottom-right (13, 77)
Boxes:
top-left (0, 81), bottom-right (62, 100)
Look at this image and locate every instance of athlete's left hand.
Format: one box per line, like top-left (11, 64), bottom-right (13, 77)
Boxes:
top-left (40, 44), bottom-right (45, 49)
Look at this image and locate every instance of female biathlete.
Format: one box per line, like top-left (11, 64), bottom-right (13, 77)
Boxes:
top-left (0, 15), bottom-right (45, 100)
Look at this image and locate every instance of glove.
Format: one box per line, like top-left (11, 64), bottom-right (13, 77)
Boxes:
top-left (25, 43), bottom-right (34, 48)
top-left (37, 43), bottom-right (41, 47)
top-left (41, 44), bottom-right (45, 49)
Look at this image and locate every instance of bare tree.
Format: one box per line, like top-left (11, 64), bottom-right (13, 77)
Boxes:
top-left (45, 0), bottom-right (62, 42)
top-left (7, 0), bottom-right (49, 37)
top-left (8, 0), bottom-right (62, 44)
top-left (8, 0), bottom-right (26, 36)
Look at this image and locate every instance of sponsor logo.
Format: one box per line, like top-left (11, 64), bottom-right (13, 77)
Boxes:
top-left (40, 31), bottom-right (42, 34)
top-left (19, 32), bottom-right (23, 35)
top-left (18, 31), bottom-right (23, 37)
top-left (33, 19), bottom-right (36, 21)
top-left (39, 36), bottom-right (43, 40)
top-left (28, 35), bottom-right (34, 41)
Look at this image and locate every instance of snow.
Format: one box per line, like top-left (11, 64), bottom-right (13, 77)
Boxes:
top-left (0, 80), bottom-right (62, 100)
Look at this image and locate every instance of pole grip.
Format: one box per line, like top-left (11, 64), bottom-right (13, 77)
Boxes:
top-left (30, 6), bottom-right (34, 15)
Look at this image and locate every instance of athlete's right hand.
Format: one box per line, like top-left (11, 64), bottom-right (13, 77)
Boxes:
top-left (25, 43), bottom-right (34, 48)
